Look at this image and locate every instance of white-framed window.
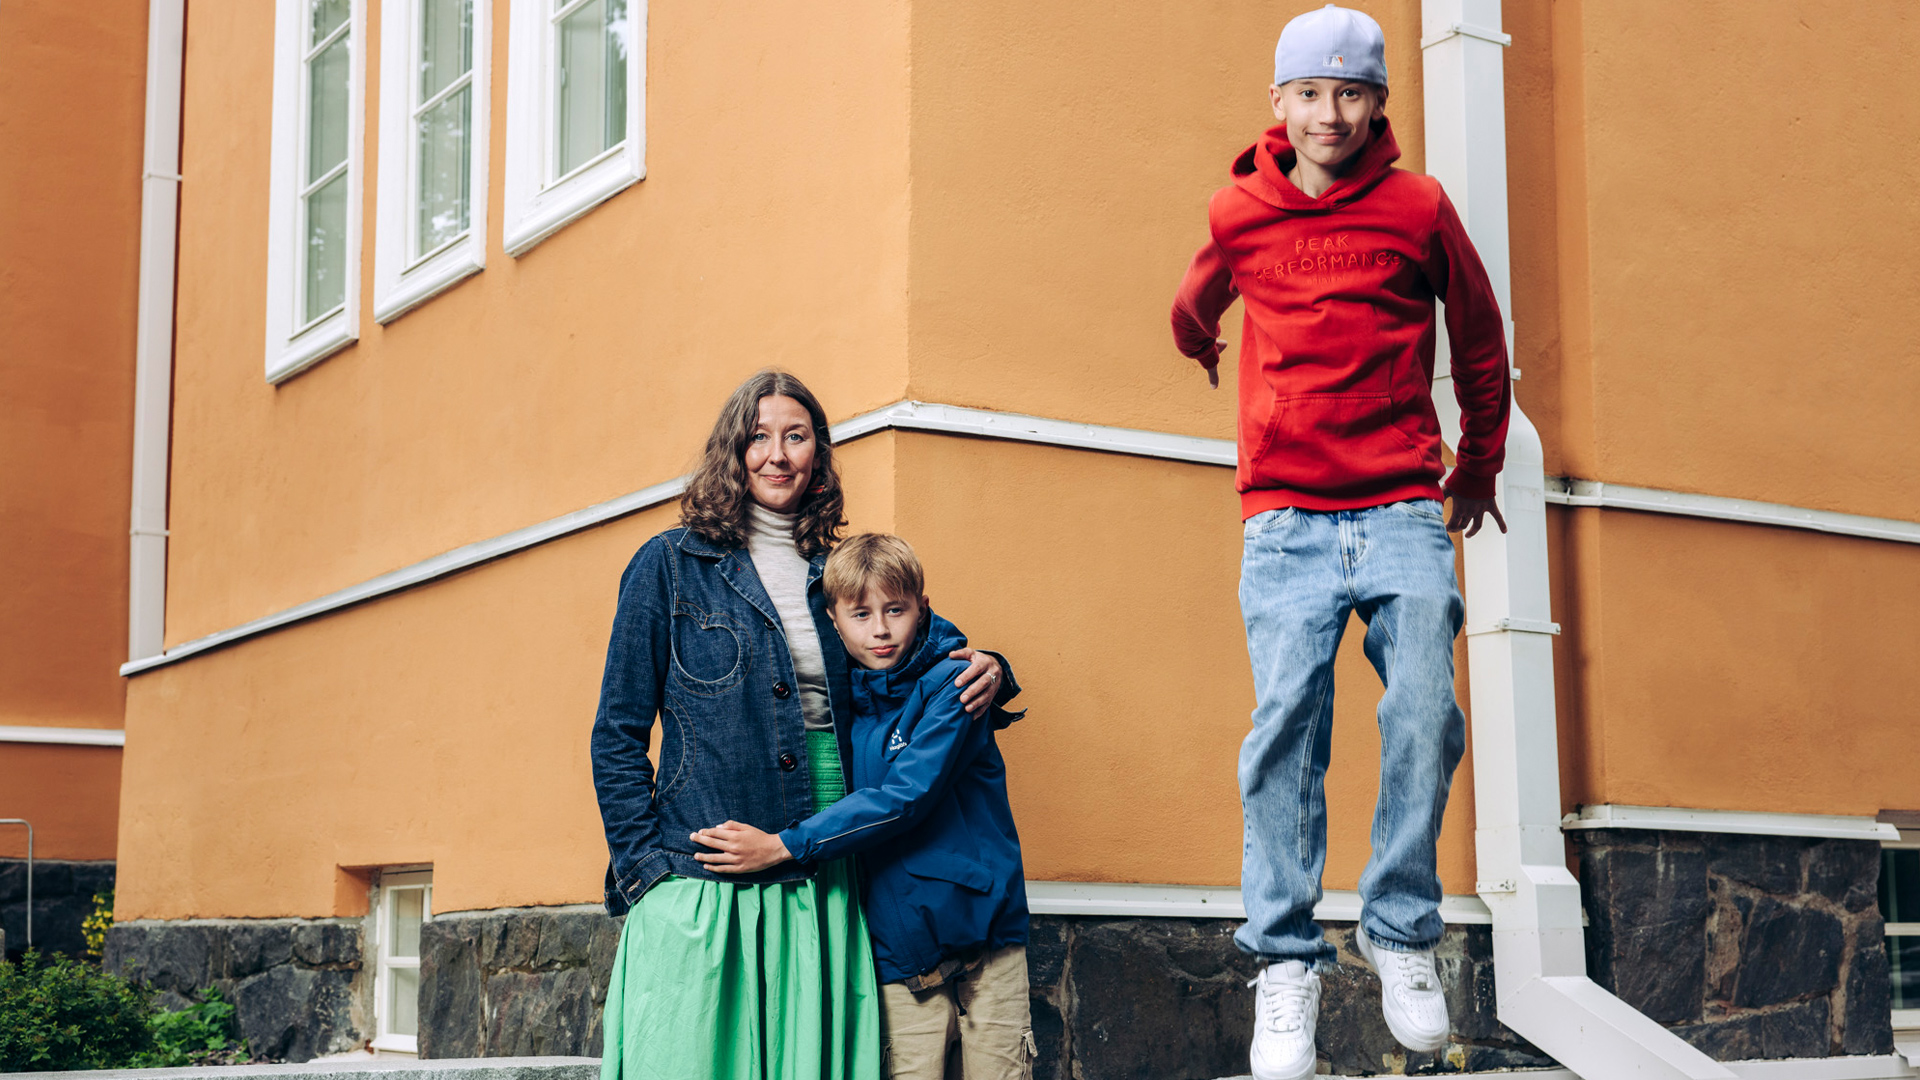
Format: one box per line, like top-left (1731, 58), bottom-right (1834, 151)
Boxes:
top-left (373, 0), bottom-right (490, 322)
top-left (502, 0), bottom-right (644, 255)
top-left (371, 868), bottom-right (433, 1054)
top-left (1884, 834), bottom-right (1920, 1040)
top-left (265, 0), bottom-right (367, 383)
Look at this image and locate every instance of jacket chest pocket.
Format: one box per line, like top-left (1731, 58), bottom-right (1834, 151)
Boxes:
top-left (670, 603), bottom-right (750, 695)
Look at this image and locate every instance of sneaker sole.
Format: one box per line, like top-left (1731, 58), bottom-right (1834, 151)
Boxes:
top-left (1355, 928), bottom-right (1450, 1053)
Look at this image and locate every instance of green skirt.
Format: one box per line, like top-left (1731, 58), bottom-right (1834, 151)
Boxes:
top-left (600, 732), bottom-right (882, 1080)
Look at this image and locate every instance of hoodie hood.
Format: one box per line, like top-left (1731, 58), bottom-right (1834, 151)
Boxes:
top-left (1231, 116), bottom-right (1401, 212)
top-left (852, 609), bottom-right (969, 700)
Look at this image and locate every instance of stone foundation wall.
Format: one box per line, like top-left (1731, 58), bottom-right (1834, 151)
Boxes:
top-left (419, 906), bottom-right (620, 1058)
top-left (104, 919), bottom-right (368, 1061)
top-left (1024, 915), bottom-right (1548, 1079)
top-left (1, 858), bottom-right (115, 959)
top-left (1573, 828), bottom-right (1894, 1060)
top-left (412, 905), bottom-right (1546, 1077)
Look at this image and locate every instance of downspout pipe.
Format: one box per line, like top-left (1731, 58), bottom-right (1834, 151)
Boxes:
top-left (130, 0), bottom-right (186, 663)
top-left (1419, 2), bottom-right (1734, 1077)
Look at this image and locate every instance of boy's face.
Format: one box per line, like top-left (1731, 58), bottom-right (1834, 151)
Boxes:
top-left (829, 587), bottom-right (926, 671)
top-left (1269, 78), bottom-right (1386, 173)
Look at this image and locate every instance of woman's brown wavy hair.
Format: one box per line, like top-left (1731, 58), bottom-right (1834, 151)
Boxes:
top-left (680, 370), bottom-right (846, 557)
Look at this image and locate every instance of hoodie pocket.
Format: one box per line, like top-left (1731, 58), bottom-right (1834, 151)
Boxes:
top-left (1251, 393), bottom-right (1418, 493)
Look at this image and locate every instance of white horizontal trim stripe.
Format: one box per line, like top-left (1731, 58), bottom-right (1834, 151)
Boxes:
top-left (0, 725), bottom-right (126, 747)
top-left (1024, 881), bottom-right (1493, 924)
top-left (1563, 804), bottom-right (1901, 842)
top-left (122, 401), bottom-right (1920, 675)
top-left (1546, 478), bottom-right (1920, 546)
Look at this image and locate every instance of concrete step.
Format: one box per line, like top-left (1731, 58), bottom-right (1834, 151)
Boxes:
top-left (4, 1057), bottom-right (599, 1080)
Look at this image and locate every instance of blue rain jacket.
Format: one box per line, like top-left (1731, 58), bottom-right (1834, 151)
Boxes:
top-left (779, 610), bottom-right (1029, 984)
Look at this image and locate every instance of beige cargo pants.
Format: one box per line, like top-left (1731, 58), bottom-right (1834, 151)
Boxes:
top-left (881, 945), bottom-right (1036, 1080)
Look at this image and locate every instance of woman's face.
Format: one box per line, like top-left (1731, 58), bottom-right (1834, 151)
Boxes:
top-left (743, 394), bottom-right (816, 514)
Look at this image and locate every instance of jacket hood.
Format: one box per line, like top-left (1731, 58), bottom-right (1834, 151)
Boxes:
top-left (1231, 117), bottom-right (1401, 212)
top-left (853, 609), bottom-right (969, 699)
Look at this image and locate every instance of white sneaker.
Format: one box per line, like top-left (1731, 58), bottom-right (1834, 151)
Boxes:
top-left (1247, 960), bottom-right (1320, 1080)
top-left (1356, 926), bottom-right (1450, 1052)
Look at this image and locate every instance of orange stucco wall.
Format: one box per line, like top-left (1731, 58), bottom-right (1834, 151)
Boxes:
top-left (1557, 507), bottom-right (1920, 816)
top-left (0, 745), bottom-right (123, 861)
top-left (165, 0), bottom-right (913, 647)
top-left (0, 1), bottom-right (145, 864)
top-left (0, 0), bottom-right (143, 729)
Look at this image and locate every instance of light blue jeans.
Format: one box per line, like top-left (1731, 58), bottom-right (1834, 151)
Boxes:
top-left (1235, 499), bottom-right (1467, 967)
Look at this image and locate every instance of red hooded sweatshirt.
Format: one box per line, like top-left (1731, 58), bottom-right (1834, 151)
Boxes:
top-left (1171, 118), bottom-right (1511, 517)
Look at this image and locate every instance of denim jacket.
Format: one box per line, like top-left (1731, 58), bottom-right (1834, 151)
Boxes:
top-left (590, 527), bottom-right (1017, 916)
top-left (778, 611), bottom-right (1029, 983)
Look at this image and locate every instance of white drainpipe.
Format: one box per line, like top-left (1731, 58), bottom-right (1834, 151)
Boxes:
top-left (129, 0), bottom-right (186, 663)
top-left (1421, 2), bottom-right (1733, 1077)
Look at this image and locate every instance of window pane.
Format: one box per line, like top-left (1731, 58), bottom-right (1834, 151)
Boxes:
top-left (307, 33), bottom-right (352, 184)
top-left (391, 888), bottom-right (424, 957)
top-left (1882, 849), bottom-right (1920, 925)
top-left (416, 86), bottom-right (471, 257)
top-left (419, 0), bottom-right (472, 101)
top-left (303, 173), bottom-right (348, 322)
top-left (554, 0), bottom-right (627, 177)
top-left (311, 0), bottom-right (349, 41)
top-left (390, 967), bottom-right (420, 1036)
top-left (1894, 936), bottom-right (1920, 1011)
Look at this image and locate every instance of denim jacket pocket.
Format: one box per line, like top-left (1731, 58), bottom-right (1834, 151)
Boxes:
top-left (669, 603), bottom-right (750, 695)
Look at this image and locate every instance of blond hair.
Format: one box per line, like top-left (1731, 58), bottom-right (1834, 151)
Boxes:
top-left (822, 533), bottom-right (925, 607)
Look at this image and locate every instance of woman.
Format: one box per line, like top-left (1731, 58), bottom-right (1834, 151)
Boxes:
top-left (592, 371), bottom-right (1013, 1079)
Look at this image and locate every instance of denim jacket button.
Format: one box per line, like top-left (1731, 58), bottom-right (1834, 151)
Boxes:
top-left (772, 681), bottom-right (792, 699)
top-left (778, 752), bottom-right (798, 772)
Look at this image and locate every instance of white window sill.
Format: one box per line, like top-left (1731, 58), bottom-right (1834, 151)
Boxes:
top-left (503, 147), bottom-right (643, 257)
top-left (374, 241), bottom-right (485, 324)
top-left (368, 1035), bottom-right (418, 1055)
top-left (266, 311), bottom-right (358, 384)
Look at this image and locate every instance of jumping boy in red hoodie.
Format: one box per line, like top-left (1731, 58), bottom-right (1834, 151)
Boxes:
top-left (1170, 6), bottom-right (1511, 1078)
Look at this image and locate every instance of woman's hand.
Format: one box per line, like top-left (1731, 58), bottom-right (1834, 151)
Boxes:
top-left (947, 648), bottom-right (1005, 718)
top-left (691, 822), bottom-right (793, 873)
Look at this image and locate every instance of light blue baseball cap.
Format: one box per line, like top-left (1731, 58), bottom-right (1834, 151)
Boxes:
top-left (1273, 4), bottom-right (1388, 89)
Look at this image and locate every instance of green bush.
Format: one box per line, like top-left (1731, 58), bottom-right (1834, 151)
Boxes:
top-left (0, 950), bottom-right (155, 1071)
top-left (0, 951), bottom-right (250, 1071)
top-left (135, 987), bottom-right (247, 1067)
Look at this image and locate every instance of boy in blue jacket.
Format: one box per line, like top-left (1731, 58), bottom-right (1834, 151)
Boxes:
top-left (691, 532), bottom-right (1032, 1080)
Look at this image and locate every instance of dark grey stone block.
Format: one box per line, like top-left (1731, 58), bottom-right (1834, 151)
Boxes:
top-left (421, 918), bottom-right (487, 1059)
top-left (1064, 918), bottom-right (1259, 1080)
top-left (1806, 839), bottom-right (1881, 912)
top-left (1842, 915), bottom-right (1895, 1055)
top-left (231, 963), bottom-right (359, 1062)
top-left (486, 969), bottom-right (597, 1058)
top-left (419, 909), bottom-right (622, 1060)
top-left (1726, 897), bottom-right (1844, 1008)
top-left (1758, 997), bottom-right (1830, 1059)
top-left (1707, 833), bottom-right (1807, 896)
top-left (1577, 835), bottom-right (1709, 1023)
top-left (1673, 1013), bottom-right (1763, 1060)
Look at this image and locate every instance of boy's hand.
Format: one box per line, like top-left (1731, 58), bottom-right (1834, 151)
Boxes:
top-left (1446, 495), bottom-right (1508, 537)
top-left (1201, 340), bottom-right (1226, 389)
top-left (948, 649), bottom-right (1004, 718)
top-left (691, 822), bottom-right (792, 873)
